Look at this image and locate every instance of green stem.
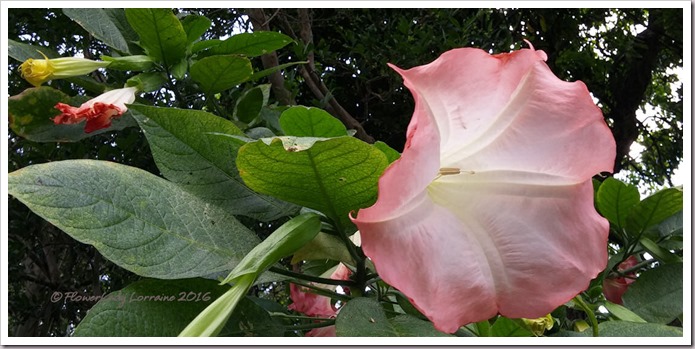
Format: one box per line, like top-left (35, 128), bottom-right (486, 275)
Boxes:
top-left (270, 312), bottom-right (334, 321)
top-left (269, 266), bottom-right (356, 287)
top-left (287, 319), bottom-right (336, 331)
top-left (573, 294), bottom-right (599, 337)
top-left (290, 279), bottom-right (352, 302)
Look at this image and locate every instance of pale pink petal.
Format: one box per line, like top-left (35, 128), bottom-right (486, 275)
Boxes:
top-left (353, 46), bottom-right (616, 333)
top-left (288, 283), bottom-right (336, 317)
top-left (603, 256), bottom-right (639, 304)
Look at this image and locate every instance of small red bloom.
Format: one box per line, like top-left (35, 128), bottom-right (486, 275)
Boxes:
top-left (53, 87), bottom-right (137, 133)
top-left (603, 256), bottom-right (639, 304)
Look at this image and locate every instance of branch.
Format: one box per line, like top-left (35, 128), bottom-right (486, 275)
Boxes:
top-left (247, 8), bottom-right (295, 106)
top-left (291, 9), bottom-right (375, 143)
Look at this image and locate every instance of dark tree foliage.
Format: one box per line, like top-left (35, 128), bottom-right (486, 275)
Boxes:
top-left (6, 8), bottom-right (683, 336)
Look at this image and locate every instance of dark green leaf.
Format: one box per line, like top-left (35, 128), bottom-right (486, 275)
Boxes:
top-left (125, 8), bottom-right (188, 67)
top-left (639, 237), bottom-right (682, 263)
top-left (623, 263), bottom-right (682, 324)
top-left (596, 177), bottom-right (640, 229)
top-left (189, 55), bottom-right (253, 94)
top-left (63, 8), bottom-right (131, 53)
top-left (489, 317), bottom-right (534, 337)
top-left (597, 321), bottom-right (683, 337)
top-left (181, 14), bottom-right (212, 44)
top-left (8, 160), bottom-right (261, 279)
top-left (8, 39), bottom-right (59, 62)
top-left (9, 87), bottom-right (135, 142)
top-left (279, 106), bottom-right (347, 137)
top-left (211, 31), bottom-right (294, 57)
top-left (250, 61), bottom-right (308, 81)
top-left (603, 302), bottom-right (647, 323)
top-left (129, 104), bottom-right (297, 221)
top-left (234, 84), bottom-right (270, 124)
top-left (192, 39), bottom-right (222, 53)
top-left (335, 298), bottom-right (451, 337)
top-left (126, 72), bottom-right (167, 92)
top-left (237, 136), bottom-right (388, 228)
top-left (626, 187), bottom-right (683, 235)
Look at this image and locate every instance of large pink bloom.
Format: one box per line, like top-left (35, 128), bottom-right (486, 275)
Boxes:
top-left (53, 86), bottom-right (137, 133)
top-left (351, 45), bottom-right (616, 333)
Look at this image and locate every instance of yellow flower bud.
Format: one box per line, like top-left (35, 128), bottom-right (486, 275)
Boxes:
top-left (521, 314), bottom-right (554, 336)
top-left (19, 51), bottom-right (111, 86)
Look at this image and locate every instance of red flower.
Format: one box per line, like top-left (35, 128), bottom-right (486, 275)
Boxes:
top-left (53, 87), bottom-right (137, 133)
top-left (351, 44), bottom-right (616, 333)
top-left (603, 256), bottom-right (639, 304)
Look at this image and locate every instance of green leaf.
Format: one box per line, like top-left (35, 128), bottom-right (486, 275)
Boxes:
top-left (596, 177), bottom-right (640, 229)
top-left (8, 160), bottom-right (260, 279)
top-left (126, 72), bottom-right (167, 92)
top-left (373, 141), bottom-right (401, 164)
top-left (192, 39), bottom-right (222, 53)
top-left (489, 317), bottom-right (534, 337)
top-left (648, 210), bottom-right (683, 238)
top-left (623, 263), bottom-right (683, 324)
top-left (129, 105), bottom-right (297, 221)
top-left (626, 187), bottom-right (683, 235)
top-left (63, 8), bottom-right (131, 53)
top-left (639, 236), bottom-right (682, 264)
top-left (125, 8), bottom-right (187, 67)
top-left (335, 298), bottom-right (451, 337)
top-left (279, 106), bottom-right (347, 137)
top-left (211, 31), bottom-right (294, 57)
top-left (237, 136), bottom-right (388, 228)
top-left (291, 232), bottom-right (354, 265)
top-left (603, 302), bottom-right (647, 323)
top-left (181, 14), bottom-right (212, 44)
top-left (9, 86), bottom-right (135, 142)
top-left (234, 84), bottom-right (270, 124)
top-left (179, 274), bottom-right (255, 337)
top-left (8, 39), bottom-right (59, 62)
top-left (597, 321), bottom-right (683, 337)
top-left (221, 213), bottom-right (321, 284)
top-left (73, 278), bottom-right (279, 336)
top-left (190, 55), bottom-right (253, 94)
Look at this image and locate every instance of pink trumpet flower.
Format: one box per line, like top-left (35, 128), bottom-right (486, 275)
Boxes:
top-left (351, 44), bottom-right (616, 333)
top-left (603, 256), bottom-right (639, 305)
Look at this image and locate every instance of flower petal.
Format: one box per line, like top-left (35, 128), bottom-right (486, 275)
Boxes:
top-left (353, 46), bottom-right (616, 333)
top-left (53, 87), bottom-right (137, 133)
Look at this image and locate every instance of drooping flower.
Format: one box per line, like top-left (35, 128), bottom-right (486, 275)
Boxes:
top-left (603, 256), bottom-right (639, 305)
top-left (351, 44), bottom-right (616, 333)
top-left (53, 87), bottom-right (138, 133)
top-left (19, 52), bottom-right (111, 86)
top-left (289, 263), bottom-right (352, 336)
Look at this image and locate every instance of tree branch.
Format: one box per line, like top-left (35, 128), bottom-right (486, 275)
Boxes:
top-left (247, 8), bottom-right (295, 106)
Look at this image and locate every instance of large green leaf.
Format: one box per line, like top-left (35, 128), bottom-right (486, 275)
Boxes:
top-left (335, 298), bottom-right (451, 337)
top-left (596, 177), bottom-right (640, 229)
top-left (236, 136), bottom-right (388, 229)
top-left (189, 55), bottom-right (253, 94)
top-left (124, 8), bottom-right (187, 67)
top-left (626, 187), bottom-right (683, 235)
top-left (597, 321), bottom-right (683, 337)
top-left (8, 160), bottom-right (260, 279)
top-left (623, 263), bottom-right (683, 324)
top-left (210, 31), bottom-right (294, 57)
top-left (9, 87), bottom-right (136, 142)
top-left (279, 106), bottom-right (347, 137)
top-left (129, 104), bottom-right (297, 221)
top-left (63, 8), bottom-right (131, 53)
top-left (73, 278), bottom-right (283, 336)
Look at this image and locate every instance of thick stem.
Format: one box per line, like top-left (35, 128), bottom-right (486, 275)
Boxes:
top-left (573, 294), bottom-right (599, 337)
